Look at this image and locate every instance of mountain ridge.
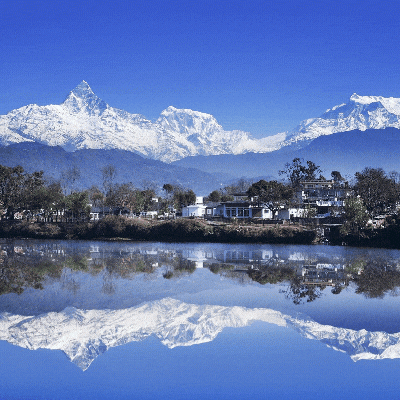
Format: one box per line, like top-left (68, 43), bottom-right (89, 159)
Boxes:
top-left (1, 298), bottom-right (398, 371)
top-left (0, 81), bottom-right (283, 162)
top-left (172, 127), bottom-right (400, 179)
top-left (0, 142), bottom-right (234, 194)
top-left (2, 82), bottom-right (400, 163)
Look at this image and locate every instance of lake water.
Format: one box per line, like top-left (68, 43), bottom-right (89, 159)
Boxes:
top-left (1, 239), bottom-right (400, 399)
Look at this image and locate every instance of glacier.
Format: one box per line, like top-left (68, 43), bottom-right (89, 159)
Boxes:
top-left (1, 81), bottom-right (400, 162)
top-left (1, 298), bottom-right (399, 371)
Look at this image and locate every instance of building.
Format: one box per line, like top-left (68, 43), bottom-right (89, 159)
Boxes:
top-left (181, 204), bottom-right (207, 217)
top-left (214, 202), bottom-right (274, 220)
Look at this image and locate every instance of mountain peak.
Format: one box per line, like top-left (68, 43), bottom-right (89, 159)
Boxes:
top-left (71, 80), bottom-right (94, 98)
top-left (62, 81), bottom-right (108, 115)
top-left (350, 93), bottom-right (383, 105)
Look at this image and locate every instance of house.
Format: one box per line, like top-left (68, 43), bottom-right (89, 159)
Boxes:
top-left (214, 202), bottom-right (273, 220)
top-left (298, 180), bottom-right (350, 203)
top-left (276, 207), bottom-right (306, 220)
top-left (139, 211), bottom-right (158, 218)
top-left (89, 206), bottom-right (114, 221)
top-left (230, 193), bottom-right (249, 202)
top-left (182, 204), bottom-right (207, 217)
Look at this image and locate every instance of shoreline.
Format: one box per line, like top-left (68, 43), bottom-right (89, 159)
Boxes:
top-left (0, 216), bottom-right (399, 249)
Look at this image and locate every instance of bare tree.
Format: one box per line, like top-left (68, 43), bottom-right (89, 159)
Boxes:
top-left (101, 165), bottom-right (117, 195)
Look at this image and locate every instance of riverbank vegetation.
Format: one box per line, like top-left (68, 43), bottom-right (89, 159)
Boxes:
top-left (0, 216), bottom-right (316, 244)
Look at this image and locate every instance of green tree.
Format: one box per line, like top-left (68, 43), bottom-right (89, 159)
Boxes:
top-left (27, 181), bottom-right (64, 222)
top-left (207, 190), bottom-right (222, 203)
top-left (0, 166), bottom-right (47, 220)
top-left (341, 196), bottom-right (369, 235)
top-left (173, 189), bottom-right (196, 208)
top-left (162, 183), bottom-right (174, 195)
top-left (88, 186), bottom-right (105, 208)
top-left (354, 167), bottom-right (399, 216)
top-left (247, 180), bottom-right (294, 215)
top-left (65, 191), bottom-right (90, 222)
top-left (331, 170), bottom-right (344, 184)
top-left (279, 158), bottom-right (322, 188)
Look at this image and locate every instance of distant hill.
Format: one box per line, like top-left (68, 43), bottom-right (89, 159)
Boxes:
top-left (0, 142), bottom-right (234, 195)
top-left (172, 128), bottom-right (400, 180)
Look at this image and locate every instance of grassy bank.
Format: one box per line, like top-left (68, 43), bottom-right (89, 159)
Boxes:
top-left (0, 216), bottom-right (316, 245)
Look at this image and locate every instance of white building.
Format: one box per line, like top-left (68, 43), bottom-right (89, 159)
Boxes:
top-left (182, 204), bottom-right (207, 217)
top-left (276, 207), bottom-right (306, 220)
top-left (214, 202), bottom-right (274, 220)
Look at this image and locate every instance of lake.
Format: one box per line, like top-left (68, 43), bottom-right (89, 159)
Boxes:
top-left (1, 239), bottom-right (400, 399)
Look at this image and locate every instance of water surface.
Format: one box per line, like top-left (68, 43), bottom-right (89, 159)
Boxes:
top-left (1, 240), bottom-right (400, 399)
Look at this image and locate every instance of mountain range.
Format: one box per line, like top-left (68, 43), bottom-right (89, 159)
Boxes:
top-left (0, 81), bottom-right (284, 163)
top-left (1, 298), bottom-right (398, 371)
top-left (1, 81), bottom-right (400, 188)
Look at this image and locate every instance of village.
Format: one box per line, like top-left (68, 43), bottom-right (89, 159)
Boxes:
top-left (0, 160), bottom-right (399, 248)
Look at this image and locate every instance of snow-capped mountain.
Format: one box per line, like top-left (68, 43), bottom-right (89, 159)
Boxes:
top-left (285, 93), bottom-right (400, 147)
top-left (1, 82), bottom-right (400, 162)
top-left (0, 81), bottom-right (282, 162)
top-left (1, 298), bottom-right (399, 371)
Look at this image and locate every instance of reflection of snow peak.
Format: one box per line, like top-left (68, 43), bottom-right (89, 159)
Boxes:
top-left (0, 298), bottom-right (399, 370)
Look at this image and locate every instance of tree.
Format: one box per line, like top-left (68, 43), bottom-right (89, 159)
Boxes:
top-left (61, 166), bottom-right (81, 194)
top-left (162, 183), bottom-right (174, 195)
top-left (341, 196), bottom-right (369, 235)
top-left (0, 166), bottom-right (48, 220)
top-left (207, 190), bottom-right (222, 203)
top-left (354, 167), bottom-right (399, 216)
top-left (331, 170), bottom-right (344, 184)
top-left (88, 186), bottom-right (105, 208)
top-left (173, 189), bottom-right (196, 208)
top-left (105, 185), bottom-right (146, 215)
top-left (279, 158), bottom-right (322, 188)
top-left (101, 165), bottom-right (117, 195)
top-left (247, 180), bottom-right (293, 216)
top-left (27, 181), bottom-right (64, 222)
top-left (65, 191), bottom-right (90, 222)
top-left (221, 178), bottom-right (253, 196)
top-left (221, 194), bottom-right (234, 202)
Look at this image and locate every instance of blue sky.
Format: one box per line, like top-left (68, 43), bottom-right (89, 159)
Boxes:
top-left (1, 0), bottom-right (400, 138)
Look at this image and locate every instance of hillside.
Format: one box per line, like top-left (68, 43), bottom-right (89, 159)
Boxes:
top-left (172, 127), bottom-right (400, 179)
top-left (0, 142), bottom-right (233, 194)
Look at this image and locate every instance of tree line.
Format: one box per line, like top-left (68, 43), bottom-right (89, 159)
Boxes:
top-left (1, 158), bottom-right (400, 226)
top-left (0, 164), bottom-right (199, 221)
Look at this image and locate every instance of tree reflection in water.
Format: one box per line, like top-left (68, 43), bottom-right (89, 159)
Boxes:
top-left (1, 241), bottom-right (400, 303)
top-left (350, 258), bottom-right (400, 298)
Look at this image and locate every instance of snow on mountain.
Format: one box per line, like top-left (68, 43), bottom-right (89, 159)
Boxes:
top-left (0, 81), bottom-right (281, 162)
top-left (284, 93), bottom-right (400, 147)
top-left (1, 83), bottom-right (399, 162)
top-left (1, 298), bottom-right (399, 371)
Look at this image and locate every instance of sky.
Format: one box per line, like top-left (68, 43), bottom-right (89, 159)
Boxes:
top-left (1, 0), bottom-right (400, 138)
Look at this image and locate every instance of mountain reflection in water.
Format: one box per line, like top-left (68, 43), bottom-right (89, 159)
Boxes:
top-left (1, 239), bottom-right (400, 372)
top-left (2, 298), bottom-right (400, 371)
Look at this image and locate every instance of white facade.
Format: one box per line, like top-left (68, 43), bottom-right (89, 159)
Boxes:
top-left (182, 205), bottom-right (207, 217)
top-left (214, 203), bottom-right (273, 219)
top-left (276, 207), bottom-right (306, 220)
